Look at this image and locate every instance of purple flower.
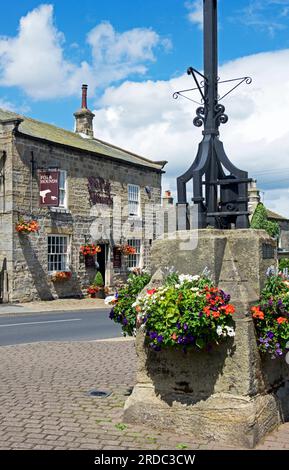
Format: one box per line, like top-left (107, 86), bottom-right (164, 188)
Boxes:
top-left (123, 318), bottom-right (128, 326)
top-left (176, 322), bottom-right (181, 330)
top-left (267, 331), bottom-right (274, 339)
top-left (157, 335), bottom-right (164, 343)
top-left (276, 348), bottom-right (283, 356)
top-left (149, 331), bottom-right (158, 340)
top-left (109, 309), bottom-right (114, 319)
top-left (199, 312), bottom-right (203, 318)
top-left (183, 323), bottom-right (188, 331)
top-left (268, 299), bottom-right (273, 307)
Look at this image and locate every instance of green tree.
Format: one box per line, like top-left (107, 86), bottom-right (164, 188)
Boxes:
top-left (93, 271), bottom-right (104, 287)
top-left (251, 203), bottom-right (280, 238)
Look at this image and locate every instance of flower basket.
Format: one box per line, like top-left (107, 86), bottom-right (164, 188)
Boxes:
top-left (108, 271), bottom-right (236, 351)
top-left (16, 219), bottom-right (39, 234)
top-left (50, 271), bottom-right (72, 282)
top-left (87, 286), bottom-right (105, 299)
top-left (80, 244), bottom-right (101, 256)
top-left (115, 244), bottom-right (136, 256)
top-left (251, 270), bottom-right (289, 358)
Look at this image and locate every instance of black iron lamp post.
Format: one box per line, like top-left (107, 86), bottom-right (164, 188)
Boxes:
top-left (174, 0), bottom-right (252, 229)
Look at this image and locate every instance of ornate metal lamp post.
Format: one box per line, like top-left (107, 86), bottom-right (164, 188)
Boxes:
top-left (175, 0), bottom-right (252, 229)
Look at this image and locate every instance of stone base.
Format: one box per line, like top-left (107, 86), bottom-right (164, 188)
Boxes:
top-left (123, 229), bottom-right (288, 448)
top-left (124, 385), bottom-right (280, 449)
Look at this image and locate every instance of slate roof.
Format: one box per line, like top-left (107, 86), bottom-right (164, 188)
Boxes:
top-left (267, 208), bottom-right (289, 222)
top-left (0, 108), bottom-right (166, 171)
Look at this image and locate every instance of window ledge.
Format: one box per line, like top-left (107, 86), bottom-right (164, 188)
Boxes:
top-left (49, 207), bottom-right (71, 214)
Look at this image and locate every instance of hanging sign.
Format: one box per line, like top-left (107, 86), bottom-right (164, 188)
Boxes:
top-left (39, 170), bottom-right (59, 206)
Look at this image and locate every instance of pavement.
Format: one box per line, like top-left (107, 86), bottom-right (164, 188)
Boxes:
top-left (0, 337), bottom-right (289, 450)
top-left (0, 297), bottom-right (106, 315)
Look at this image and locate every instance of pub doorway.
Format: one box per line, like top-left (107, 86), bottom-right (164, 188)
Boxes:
top-left (97, 244), bottom-right (107, 284)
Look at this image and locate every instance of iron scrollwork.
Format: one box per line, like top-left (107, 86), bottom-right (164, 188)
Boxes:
top-left (193, 107), bottom-right (206, 128)
top-left (215, 104), bottom-right (228, 126)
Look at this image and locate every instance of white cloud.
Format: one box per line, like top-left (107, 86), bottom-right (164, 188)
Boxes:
top-left (235, 0), bottom-right (289, 37)
top-left (0, 4), bottom-right (170, 100)
top-left (92, 49), bottom-right (289, 217)
top-left (185, 1), bottom-right (203, 29)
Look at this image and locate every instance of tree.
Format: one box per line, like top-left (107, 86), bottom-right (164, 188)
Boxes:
top-left (251, 203), bottom-right (280, 238)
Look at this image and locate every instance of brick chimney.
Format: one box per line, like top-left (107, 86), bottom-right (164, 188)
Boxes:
top-left (74, 84), bottom-right (95, 137)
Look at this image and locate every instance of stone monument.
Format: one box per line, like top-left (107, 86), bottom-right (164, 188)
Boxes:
top-left (124, 230), bottom-right (289, 448)
top-left (123, 1), bottom-right (289, 448)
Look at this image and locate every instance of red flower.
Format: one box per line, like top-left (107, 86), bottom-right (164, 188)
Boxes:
top-left (147, 289), bottom-right (157, 296)
top-left (277, 317), bottom-right (288, 324)
top-left (251, 306), bottom-right (265, 320)
top-left (171, 333), bottom-right (178, 341)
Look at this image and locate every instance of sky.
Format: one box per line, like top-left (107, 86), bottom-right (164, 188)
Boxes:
top-left (1, 0), bottom-right (289, 215)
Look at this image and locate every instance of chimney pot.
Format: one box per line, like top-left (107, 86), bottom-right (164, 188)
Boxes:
top-left (74, 84), bottom-right (95, 137)
top-left (81, 84), bottom-right (88, 109)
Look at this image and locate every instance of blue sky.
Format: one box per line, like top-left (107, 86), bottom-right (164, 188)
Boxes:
top-left (2, 0), bottom-right (289, 214)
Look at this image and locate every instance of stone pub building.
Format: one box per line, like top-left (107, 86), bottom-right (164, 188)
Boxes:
top-left (0, 86), bottom-right (166, 302)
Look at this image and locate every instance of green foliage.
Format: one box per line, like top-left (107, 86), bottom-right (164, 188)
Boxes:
top-left (251, 203), bottom-right (280, 238)
top-left (252, 273), bottom-right (289, 357)
top-left (115, 423), bottom-right (127, 431)
top-left (109, 271), bottom-right (151, 336)
top-left (279, 259), bottom-right (289, 271)
top-left (93, 271), bottom-right (104, 287)
top-left (176, 443), bottom-right (188, 449)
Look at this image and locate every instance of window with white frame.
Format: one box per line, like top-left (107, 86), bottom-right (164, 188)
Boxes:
top-left (59, 170), bottom-right (67, 208)
top-left (127, 239), bottom-right (141, 268)
top-left (128, 184), bottom-right (140, 217)
top-left (48, 235), bottom-right (70, 272)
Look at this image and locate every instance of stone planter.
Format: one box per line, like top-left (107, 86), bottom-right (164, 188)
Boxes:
top-left (123, 229), bottom-right (289, 448)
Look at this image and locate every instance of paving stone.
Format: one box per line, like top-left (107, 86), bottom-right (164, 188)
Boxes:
top-left (0, 339), bottom-right (288, 450)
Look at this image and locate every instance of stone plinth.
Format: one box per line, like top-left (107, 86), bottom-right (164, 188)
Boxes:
top-left (124, 229), bottom-right (289, 448)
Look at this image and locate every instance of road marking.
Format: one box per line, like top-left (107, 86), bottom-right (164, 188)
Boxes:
top-left (0, 319), bottom-right (82, 328)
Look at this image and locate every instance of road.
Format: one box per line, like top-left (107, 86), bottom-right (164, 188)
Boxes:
top-left (0, 308), bottom-right (122, 346)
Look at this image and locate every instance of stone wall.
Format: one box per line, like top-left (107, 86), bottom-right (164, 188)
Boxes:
top-left (0, 122), bottom-right (15, 302)
top-left (1, 123), bottom-right (162, 302)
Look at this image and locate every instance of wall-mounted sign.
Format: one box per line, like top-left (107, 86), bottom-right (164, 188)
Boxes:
top-left (87, 176), bottom-right (113, 206)
top-left (113, 247), bottom-right (122, 269)
top-left (39, 170), bottom-right (59, 206)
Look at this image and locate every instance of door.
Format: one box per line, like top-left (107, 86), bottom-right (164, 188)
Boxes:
top-left (97, 244), bottom-right (107, 284)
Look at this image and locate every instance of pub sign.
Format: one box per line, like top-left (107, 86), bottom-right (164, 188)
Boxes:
top-left (39, 170), bottom-right (59, 206)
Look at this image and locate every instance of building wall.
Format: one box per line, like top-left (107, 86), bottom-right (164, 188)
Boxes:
top-left (0, 122), bottom-right (15, 302)
top-left (1, 125), bottom-right (162, 302)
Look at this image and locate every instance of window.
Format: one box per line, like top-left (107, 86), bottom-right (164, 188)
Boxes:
top-left (48, 235), bottom-right (70, 272)
top-left (127, 239), bottom-right (141, 268)
top-left (59, 170), bottom-right (67, 208)
top-left (128, 184), bottom-right (140, 217)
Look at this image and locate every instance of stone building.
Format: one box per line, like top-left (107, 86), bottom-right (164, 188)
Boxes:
top-left (248, 180), bottom-right (289, 252)
top-left (0, 85), bottom-right (166, 302)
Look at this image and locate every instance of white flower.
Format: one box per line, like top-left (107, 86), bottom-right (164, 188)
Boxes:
top-left (191, 287), bottom-right (199, 292)
top-left (175, 284), bottom-right (181, 288)
top-left (216, 326), bottom-right (223, 336)
top-left (192, 275), bottom-right (200, 281)
top-left (225, 326), bottom-right (235, 337)
top-left (179, 274), bottom-right (194, 284)
top-left (104, 295), bottom-right (116, 305)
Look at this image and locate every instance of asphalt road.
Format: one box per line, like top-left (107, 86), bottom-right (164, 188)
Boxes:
top-left (0, 309), bottom-right (122, 346)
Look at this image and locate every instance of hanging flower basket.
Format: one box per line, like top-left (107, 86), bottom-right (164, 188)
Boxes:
top-left (50, 271), bottom-right (72, 282)
top-left (80, 244), bottom-right (101, 256)
top-left (16, 219), bottom-right (39, 234)
top-left (115, 244), bottom-right (136, 256)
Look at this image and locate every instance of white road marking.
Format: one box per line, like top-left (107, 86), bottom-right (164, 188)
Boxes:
top-left (0, 319), bottom-right (82, 328)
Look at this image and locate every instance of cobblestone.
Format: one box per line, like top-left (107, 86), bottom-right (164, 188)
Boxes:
top-left (0, 338), bottom-right (288, 450)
